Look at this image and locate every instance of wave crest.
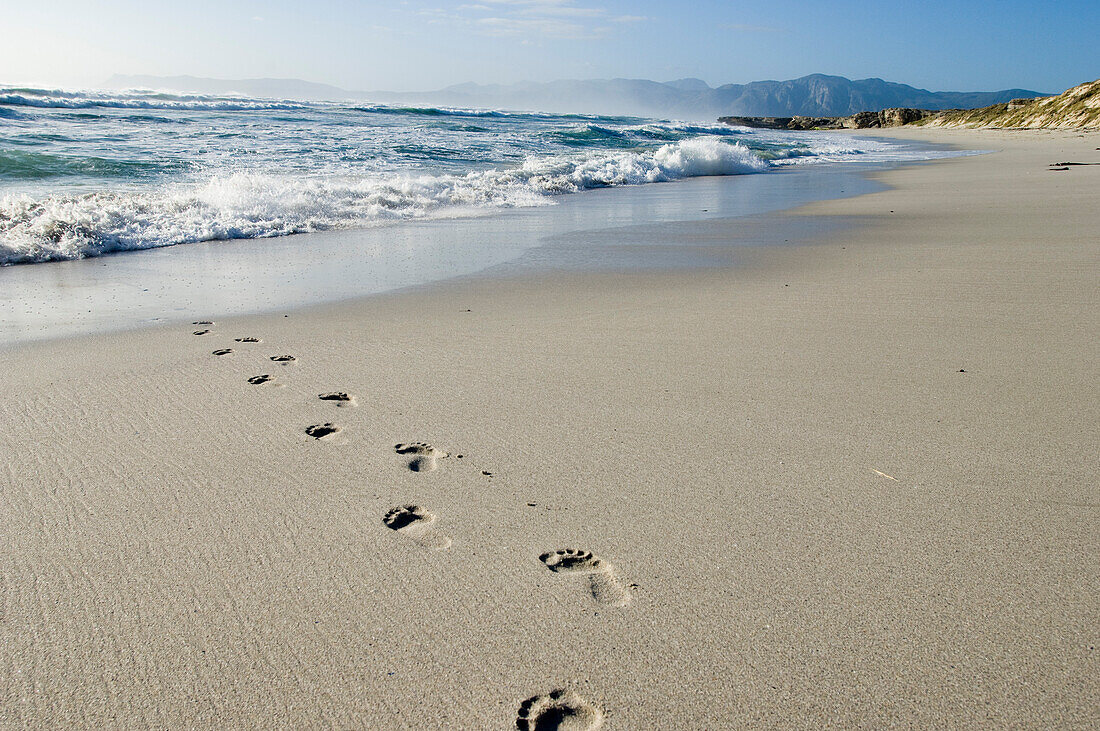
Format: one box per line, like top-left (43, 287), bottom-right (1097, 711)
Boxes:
top-left (0, 138), bottom-right (769, 264)
top-left (0, 87), bottom-right (310, 111)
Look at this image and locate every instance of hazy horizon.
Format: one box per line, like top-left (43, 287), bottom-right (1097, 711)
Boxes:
top-left (3, 0), bottom-right (1097, 94)
top-left (0, 70), bottom-right (1072, 98)
top-left (96, 71), bottom-right (1053, 97)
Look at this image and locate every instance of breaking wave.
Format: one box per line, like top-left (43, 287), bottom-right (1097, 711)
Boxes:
top-left (0, 85), bottom-right (962, 267)
top-left (0, 138), bottom-right (767, 264)
top-left (0, 88), bottom-right (309, 111)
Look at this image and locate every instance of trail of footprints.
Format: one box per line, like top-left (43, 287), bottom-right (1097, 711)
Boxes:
top-left (191, 319), bottom-right (616, 728)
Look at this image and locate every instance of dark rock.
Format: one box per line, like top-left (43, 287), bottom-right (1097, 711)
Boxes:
top-left (717, 116), bottom-right (795, 130)
top-left (842, 108), bottom-right (934, 128)
top-left (720, 107), bottom-right (936, 131)
top-left (717, 115), bottom-right (842, 130)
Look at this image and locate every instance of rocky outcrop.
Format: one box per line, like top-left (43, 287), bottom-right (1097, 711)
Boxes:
top-left (719, 108), bottom-right (934, 130)
top-left (715, 116), bottom-right (838, 130)
top-left (719, 80), bottom-right (1100, 131)
top-left (846, 108), bottom-right (935, 127)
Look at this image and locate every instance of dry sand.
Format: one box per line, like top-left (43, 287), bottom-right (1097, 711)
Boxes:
top-left (1, 128), bottom-right (1097, 728)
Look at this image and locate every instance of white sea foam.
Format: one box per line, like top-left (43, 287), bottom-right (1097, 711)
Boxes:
top-left (0, 139), bottom-right (771, 264)
top-left (0, 88), bottom-right (310, 111)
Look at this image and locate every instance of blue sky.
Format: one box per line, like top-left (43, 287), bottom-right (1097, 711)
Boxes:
top-left (4, 0), bottom-right (1097, 93)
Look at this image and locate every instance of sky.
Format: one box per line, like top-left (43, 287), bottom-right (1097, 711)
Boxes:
top-left (2, 0), bottom-right (1097, 94)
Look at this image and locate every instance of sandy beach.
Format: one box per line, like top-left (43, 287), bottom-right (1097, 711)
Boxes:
top-left (1, 128), bottom-right (1096, 727)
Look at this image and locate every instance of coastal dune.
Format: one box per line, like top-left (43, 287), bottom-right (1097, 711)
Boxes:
top-left (0, 128), bottom-right (1097, 727)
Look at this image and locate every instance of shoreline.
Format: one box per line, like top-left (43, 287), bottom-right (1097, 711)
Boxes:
top-left (0, 136), bottom-right (955, 349)
top-left (1, 127), bottom-right (1096, 727)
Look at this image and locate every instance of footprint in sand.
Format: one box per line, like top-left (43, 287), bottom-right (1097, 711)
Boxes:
top-left (383, 505), bottom-right (452, 550)
top-left (248, 374), bottom-right (276, 385)
top-left (305, 423), bottom-right (341, 440)
top-left (516, 689), bottom-right (603, 731)
top-left (540, 549), bottom-right (630, 607)
top-left (192, 320), bottom-right (213, 325)
top-left (319, 391), bottom-right (356, 407)
top-left (193, 329), bottom-right (211, 336)
top-left (270, 355), bottom-right (296, 364)
top-left (212, 348), bottom-right (233, 356)
top-left (394, 442), bottom-right (448, 472)
top-left (235, 337), bottom-right (261, 343)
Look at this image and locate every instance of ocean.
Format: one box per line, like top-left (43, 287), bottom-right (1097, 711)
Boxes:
top-left (0, 86), bottom-right (964, 267)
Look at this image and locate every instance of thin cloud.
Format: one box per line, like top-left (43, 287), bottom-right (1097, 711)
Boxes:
top-left (723, 23), bottom-right (786, 33)
top-left (487, 0), bottom-right (605, 18)
top-left (475, 16), bottom-right (599, 39)
top-left (432, 0), bottom-right (644, 40)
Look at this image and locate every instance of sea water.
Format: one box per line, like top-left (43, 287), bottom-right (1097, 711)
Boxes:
top-left (0, 86), bottom-right (971, 344)
top-left (0, 86), bottom-right (963, 265)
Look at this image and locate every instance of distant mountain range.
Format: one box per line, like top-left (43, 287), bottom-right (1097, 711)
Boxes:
top-left (104, 75), bottom-right (350, 102)
top-left (104, 73), bottom-right (1045, 120)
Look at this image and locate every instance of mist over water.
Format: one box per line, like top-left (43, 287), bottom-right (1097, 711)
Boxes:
top-left (0, 86), bottom-right (959, 265)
